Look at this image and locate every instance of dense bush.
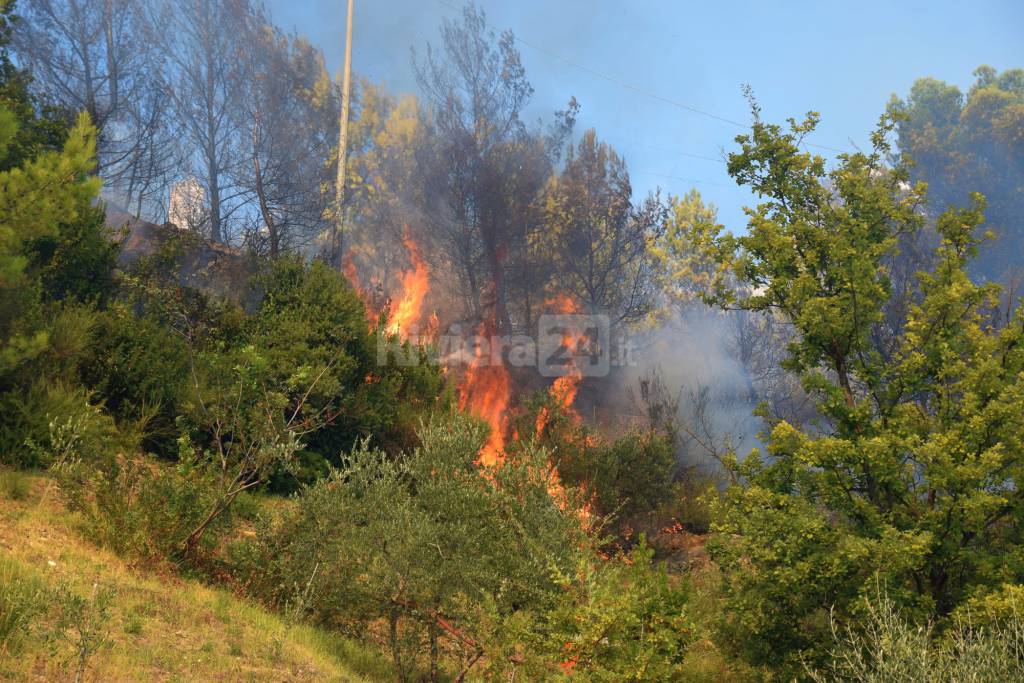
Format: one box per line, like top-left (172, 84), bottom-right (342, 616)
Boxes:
top-left (237, 415), bottom-right (694, 680)
top-left (57, 451), bottom-right (227, 563)
top-left (519, 392), bottom-right (678, 520)
top-left (584, 431), bottom-right (677, 518)
top-left (243, 258), bottom-right (445, 468)
top-left (239, 415), bottom-right (580, 676)
top-left (0, 381), bottom-right (117, 468)
top-left (79, 308), bottom-right (190, 457)
top-left (24, 204), bottom-right (119, 307)
top-left (0, 556), bottom-right (48, 657)
top-left (811, 591), bottom-right (1024, 682)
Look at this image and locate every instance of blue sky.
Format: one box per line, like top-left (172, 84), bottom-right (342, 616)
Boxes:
top-left (267, 0), bottom-right (1023, 230)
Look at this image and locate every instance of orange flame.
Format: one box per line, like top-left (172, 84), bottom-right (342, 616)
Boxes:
top-left (533, 293), bottom-right (596, 522)
top-left (343, 227), bottom-right (429, 340)
top-left (535, 294), bottom-right (586, 436)
top-left (386, 226), bottom-right (429, 340)
top-left (457, 320), bottom-right (510, 467)
top-left (343, 253), bottom-right (375, 320)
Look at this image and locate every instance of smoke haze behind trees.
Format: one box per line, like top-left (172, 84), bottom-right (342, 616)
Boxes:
top-left (267, 0), bottom-right (1022, 232)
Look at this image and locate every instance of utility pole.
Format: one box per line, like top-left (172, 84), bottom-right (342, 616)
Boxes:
top-left (332, 0), bottom-right (355, 267)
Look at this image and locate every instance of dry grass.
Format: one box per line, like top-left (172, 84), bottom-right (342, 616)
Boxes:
top-left (0, 471), bottom-right (392, 682)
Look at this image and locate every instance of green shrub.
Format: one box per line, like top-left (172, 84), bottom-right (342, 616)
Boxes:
top-left (80, 308), bottom-right (190, 457)
top-left (0, 556), bottom-right (48, 656)
top-left (510, 540), bottom-right (695, 682)
top-left (243, 414), bottom-right (589, 678)
top-left (0, 381), bottom-right (119, 468)
top-left (37, 304), bottom-right (96, 383)
top-left (24, 203), bottom-right (119, 307)
top-left (0, 304), bottom-right (103, 466)
top-left (53, 581), bottom-right (113, 682)
top-left (243, 258), bottom-right (444, 464)
top-left (240, 415), bottom-right (696, 679)
top-left (656, 472), bottom-right (720, 536)
top-left (520, 392), bottom-right (677, 519)
top-left (266, 449), bottom-right (330, 495)
top-left (811, 591), bottom-right (1024, 682)
top-left (584, 431), bottom-right (677, 518)
top-left (58, 453), bottom-right (225, 563)
top-left (0, 468), bottom-right (31, 500)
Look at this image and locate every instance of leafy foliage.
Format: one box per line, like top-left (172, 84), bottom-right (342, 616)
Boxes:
top-left (890, 66), bottom-right (1024, 281)
top-left (811, 590), bottom-right (1024, 682)
top-left (79, 308), bottom-right (190, 457)
top-left (0, 556), bottom-right (47, 657)
top-left (242, 258), bottom-right (445, 462)
top-left (536, 129), bottom-right (666, 324)
top-left (685, 107), bottom-right (1024, 671)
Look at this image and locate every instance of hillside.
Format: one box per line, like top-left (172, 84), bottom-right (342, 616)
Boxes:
top-left (0, 470), bottom-right (393, 682)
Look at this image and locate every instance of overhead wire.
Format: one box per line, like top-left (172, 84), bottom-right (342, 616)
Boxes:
top-left (433, 0), bottom-right (850, 158)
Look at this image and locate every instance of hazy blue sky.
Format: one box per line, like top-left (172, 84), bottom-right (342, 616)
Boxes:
top-left (266, 0), bottom-right (1023, 230)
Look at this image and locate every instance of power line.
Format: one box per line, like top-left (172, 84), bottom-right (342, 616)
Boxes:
top-left (613, 138), bottom-right (728, 165)
top-left (632, 170), bottom-right (733, 190)
top-left (433, 0), bottom-right (849, 155)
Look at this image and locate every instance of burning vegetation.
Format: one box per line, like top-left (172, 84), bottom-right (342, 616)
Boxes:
top-left (5, 0), bottom-right (1024, 680)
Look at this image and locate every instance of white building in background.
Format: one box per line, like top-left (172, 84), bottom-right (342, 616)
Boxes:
top-left (168, 178), bottom-right (208, 232)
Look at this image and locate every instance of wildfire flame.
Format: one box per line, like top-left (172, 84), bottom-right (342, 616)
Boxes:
top-left (343, 253), bottom-right (374, 316)
top-left (531, 292), bottom-right (597, 521)
top-left (535, 293), bottom-right (586, 435)
top-left (386, 226), bottom-right (430, 340)
top-left (344, 226), bottom-right (431, 342)
top-left (458, 320), bottom-right (510, 467)
top-left (350, 237), bottom-right (588, 517)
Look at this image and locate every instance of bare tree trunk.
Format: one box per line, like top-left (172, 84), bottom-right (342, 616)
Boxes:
top-left (71, 0), bottom-right (97, 122)
top-left (483, 236), bottom-right (511, 334)
top-left (251, 111), bottom-right (279, 255)
top-left (388, 607), bottom-right (405, 683)
top-left (428, 619), bottom-right (439, 682)
top-left (208, 166), bottom-right (223, 242)
top-left (203, 11), bottom-right (223, 243)
top-left (104, 0), bottom-right (118, 112)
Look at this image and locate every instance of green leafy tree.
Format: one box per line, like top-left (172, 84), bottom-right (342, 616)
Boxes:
top-left (248, 415), bottom-right (587, 680)
top-left (0, 0), bottom-right (68, 173)
top-left (652, 188), bottom-right (727, 310)
top-left (890, 66), bottom-right (1024, 282)
top-left (343, 83), bottom-right (431, 300)
top-left (413, 4), bottom-right (575, 332)
top-left (0, 2), bottom-right (111, 403)
top-left (682, 106), bottom-right (1024, 671)
top-left (242, 258), bottom-right (445, 463)
top-left (246, 414), bottom-right (692, 681)
top-left (536, 129), bottom-right (665, 325)
top-left (0, 105), bottom-right (99, 383)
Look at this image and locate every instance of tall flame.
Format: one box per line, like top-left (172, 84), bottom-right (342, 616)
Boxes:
top-left (533, 293), bottom-right (596, 521)
top-left (458, 320), bottom-right (510, 467)
top-left (344, 226), bottom-right (430, 341)
top-left (535, 293), bottom-right (586, 435)
top-left (386, 226), bottom-right (429, 340)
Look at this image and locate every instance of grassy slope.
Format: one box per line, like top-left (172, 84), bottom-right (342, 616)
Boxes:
top-left (0, 470), bottom-right (393, 682)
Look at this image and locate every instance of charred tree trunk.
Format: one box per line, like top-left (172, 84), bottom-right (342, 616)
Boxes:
top-left (251, 111), bottom-right (279, 256)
